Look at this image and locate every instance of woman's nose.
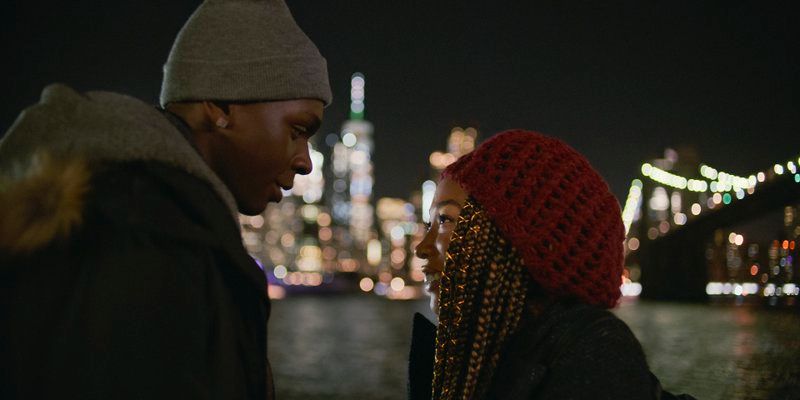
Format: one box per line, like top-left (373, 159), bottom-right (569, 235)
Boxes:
top-left (415, 243), bottom-right (428, 259)
top-left (415, 232), bottom-right (435, 259)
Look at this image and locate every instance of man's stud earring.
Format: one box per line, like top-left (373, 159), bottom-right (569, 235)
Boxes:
top-left (216, 117), bottom-right (229, 128)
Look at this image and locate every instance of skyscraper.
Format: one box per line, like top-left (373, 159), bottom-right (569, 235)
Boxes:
top-left (328, 73), bottom-right (377, 273)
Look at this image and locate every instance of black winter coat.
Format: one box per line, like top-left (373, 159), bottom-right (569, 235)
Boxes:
top-left (1, 160), bottom-right (273, 400)
top-left (408, 303), bottom-right (696, 400)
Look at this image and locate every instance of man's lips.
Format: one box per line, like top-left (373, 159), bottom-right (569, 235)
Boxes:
top-left (270, 181), bottom-right (295, 201)
top-left (267, 183), bottom-right (285, 202)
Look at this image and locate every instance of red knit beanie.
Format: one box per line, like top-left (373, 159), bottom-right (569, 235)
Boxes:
top-left (442, 130), bottom-right (624, 308)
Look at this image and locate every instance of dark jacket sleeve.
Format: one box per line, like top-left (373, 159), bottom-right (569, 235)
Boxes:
top-left (1, 164), bottom-right (237, 400)
top-left (535, 313), bottom-right (656, 400)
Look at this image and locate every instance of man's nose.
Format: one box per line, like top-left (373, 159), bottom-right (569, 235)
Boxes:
top-left (293, 142), bottom-right (312, 175)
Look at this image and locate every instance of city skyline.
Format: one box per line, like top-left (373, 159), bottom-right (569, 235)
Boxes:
top-left (246, 93), bottom-right (799, 303)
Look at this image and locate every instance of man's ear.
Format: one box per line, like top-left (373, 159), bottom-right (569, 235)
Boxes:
top-left (201, 101), bottom-right (230, 129)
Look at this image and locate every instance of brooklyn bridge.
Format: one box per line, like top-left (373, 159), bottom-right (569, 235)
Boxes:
top-left (621, 151), bottom-right (800, 304)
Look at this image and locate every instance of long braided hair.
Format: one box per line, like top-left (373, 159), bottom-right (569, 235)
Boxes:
top-left (431, 197), bottom-right (531, 400)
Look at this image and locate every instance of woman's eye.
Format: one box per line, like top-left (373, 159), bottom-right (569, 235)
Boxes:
top-left (423, 221), bottom-right (432, 230)
top-left (437, 214), bottom-right (454, 226)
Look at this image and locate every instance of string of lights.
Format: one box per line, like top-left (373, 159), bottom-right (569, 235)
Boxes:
top-left (625, 155), bottom-right (800, 224)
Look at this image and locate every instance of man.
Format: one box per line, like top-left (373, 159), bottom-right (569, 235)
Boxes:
top-left (0, 0), bottom-right (330, 398)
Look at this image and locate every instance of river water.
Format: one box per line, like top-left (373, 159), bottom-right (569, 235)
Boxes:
top-left (268, 295), bottom-right (800, 400)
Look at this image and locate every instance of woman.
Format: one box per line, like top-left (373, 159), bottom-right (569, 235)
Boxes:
top-left (408, 130), bottom-right (693, 400)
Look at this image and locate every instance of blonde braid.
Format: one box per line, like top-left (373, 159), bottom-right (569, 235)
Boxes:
top-left (432, 198), bottom-right (530, 400)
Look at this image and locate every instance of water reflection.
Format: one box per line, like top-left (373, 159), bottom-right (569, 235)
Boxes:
top-left (269, 296), bottom-right (800, 400)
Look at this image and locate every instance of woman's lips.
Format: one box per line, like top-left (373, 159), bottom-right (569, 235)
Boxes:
top-left (424, 273), bottom-right (441, 293)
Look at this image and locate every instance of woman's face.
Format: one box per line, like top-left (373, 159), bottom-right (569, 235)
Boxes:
top-left (415, 178), bottom-right (468, 315)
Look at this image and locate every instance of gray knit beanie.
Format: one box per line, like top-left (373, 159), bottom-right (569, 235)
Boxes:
top-left (160, 0), bottom-right (332, 107)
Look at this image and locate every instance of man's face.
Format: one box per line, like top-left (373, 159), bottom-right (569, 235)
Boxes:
top-left (210, 99), bottom-right (323, 215)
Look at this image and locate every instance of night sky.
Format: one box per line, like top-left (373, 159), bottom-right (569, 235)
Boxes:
top-left (3, 1), bottom-right (798, 202)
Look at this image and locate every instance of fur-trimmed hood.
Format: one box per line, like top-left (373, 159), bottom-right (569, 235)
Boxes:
top-left (0, 84), bottom-right (238, 253)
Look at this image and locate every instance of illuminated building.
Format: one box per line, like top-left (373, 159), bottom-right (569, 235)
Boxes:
top-left (374, 197), bottom-right (423, 299)
top-left (419, 126), bottom-right (479, 221)
top-left (428, 126), bottom-right (477, 176)
top-left (327, 72), bottom-right (377, 273)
